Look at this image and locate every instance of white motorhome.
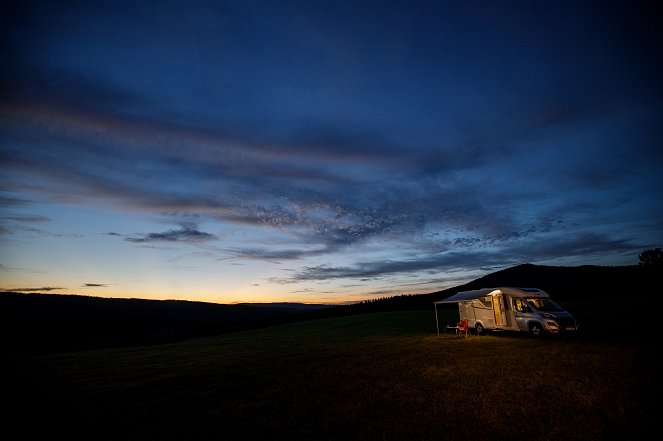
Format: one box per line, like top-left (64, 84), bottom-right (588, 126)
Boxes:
top-left (434, 287), bottom-right (578, 336)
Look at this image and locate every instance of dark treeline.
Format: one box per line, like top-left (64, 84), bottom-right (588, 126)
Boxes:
top-left (3, 263), bottom-right (659, 355)
top-left (1, 294), bottom-right (330, 355)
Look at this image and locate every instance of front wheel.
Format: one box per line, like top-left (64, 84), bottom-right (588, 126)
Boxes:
top-left (475, 323), bottom-right (484, 336)
top-left (529, 322), bottom-right (543, 337)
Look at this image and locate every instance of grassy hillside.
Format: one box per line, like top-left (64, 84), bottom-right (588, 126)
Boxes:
top-left (6, 310), bottom-right (656, 441)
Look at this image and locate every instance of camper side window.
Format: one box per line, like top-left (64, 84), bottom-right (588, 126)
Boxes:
top-left (478, 297), bottom-right (492, 308)
top-left (514, 299), bottom-right (530, 312)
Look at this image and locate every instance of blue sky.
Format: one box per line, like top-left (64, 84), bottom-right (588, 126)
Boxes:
top-left (2, 0), bottom-right (662, 303)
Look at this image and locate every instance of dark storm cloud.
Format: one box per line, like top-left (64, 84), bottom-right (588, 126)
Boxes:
top-left (125, 223), bottom-right (217, 244)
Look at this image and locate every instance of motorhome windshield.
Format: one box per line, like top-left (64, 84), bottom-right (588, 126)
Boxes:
top-left (525, 298), bottom-right (564, 312)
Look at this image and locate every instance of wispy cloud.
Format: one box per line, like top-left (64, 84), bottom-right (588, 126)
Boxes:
top-left (1, 214), bottom-right (49, 222)
top-left (217, 246), bottom-right (331, 261)
top-left (125, 223), bottom-right (217, 244)
top-left (2, 286), bottom-right (66, 292)
top-left (0, 194), bottom-right (35, 206)
top-left (281, 232), bottom-right (640, 283)
top-left (5, 226), bottom-right (84, 238)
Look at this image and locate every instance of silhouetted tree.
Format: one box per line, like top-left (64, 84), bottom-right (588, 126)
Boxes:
top-left (638, 248), bottom-right (663, 267)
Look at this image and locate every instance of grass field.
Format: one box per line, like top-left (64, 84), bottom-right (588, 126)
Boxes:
top-left (6, 309), bottom-right (657, 441)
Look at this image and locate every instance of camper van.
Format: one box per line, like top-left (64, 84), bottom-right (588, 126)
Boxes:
top-left (434, 287), bottom-right (578, 336)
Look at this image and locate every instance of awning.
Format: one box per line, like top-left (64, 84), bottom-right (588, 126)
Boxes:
top-left (434, 288), bottom-right (499, 304)
top-left (433, 288), bottom-right (499, 337)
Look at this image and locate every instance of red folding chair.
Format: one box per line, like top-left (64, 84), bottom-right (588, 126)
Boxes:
top-left (456, 318), bottom-right (469, 338)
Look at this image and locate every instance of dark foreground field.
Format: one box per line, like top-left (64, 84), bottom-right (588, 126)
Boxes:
top-left (5, 307), bottom-right (657, 441)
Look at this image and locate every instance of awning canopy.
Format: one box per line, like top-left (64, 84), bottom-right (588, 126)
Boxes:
top-left (435, 287), bottom-right (550, 305)
top-left (434, 288), bottom-right (500, 304)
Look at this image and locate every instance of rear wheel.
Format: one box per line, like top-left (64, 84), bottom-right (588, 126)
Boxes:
top-left (529, 322), bottom-right (543, 337)
top-left (475, 323), bottom-right (484, 336)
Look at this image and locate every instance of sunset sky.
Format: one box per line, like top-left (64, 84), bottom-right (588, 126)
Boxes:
top-left (2, 0), bottom-right (661, 304)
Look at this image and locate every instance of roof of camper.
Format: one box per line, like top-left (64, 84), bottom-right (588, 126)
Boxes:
top-left (434, 287), bottom-right (549, 304)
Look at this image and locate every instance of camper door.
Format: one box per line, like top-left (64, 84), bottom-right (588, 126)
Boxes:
top-left (491, 293), bottom-right (507, 327)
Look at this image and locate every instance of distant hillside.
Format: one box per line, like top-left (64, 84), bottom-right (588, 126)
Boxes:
top-left (3, 264), bottom-right (659, 354)
top-left (314, 263), bottom-right (660, 313)
top-left (454, 263), bottom-right (658, 300)
top-left (0, 293), bottom-right (330, 355)
top-left (236, 302), bottom-right (332, 311)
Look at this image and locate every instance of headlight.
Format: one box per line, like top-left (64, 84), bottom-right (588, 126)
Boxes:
top-left (545, 320), bottom-right (559, 329)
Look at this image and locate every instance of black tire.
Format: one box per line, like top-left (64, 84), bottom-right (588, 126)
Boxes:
top-left (475, 323), bottom-right (484, 336)
top-left (529, 322), bottom-right (544, 337)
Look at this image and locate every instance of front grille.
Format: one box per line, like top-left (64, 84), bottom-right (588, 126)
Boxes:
top-left (554, 317), bottom-right (577, 331)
